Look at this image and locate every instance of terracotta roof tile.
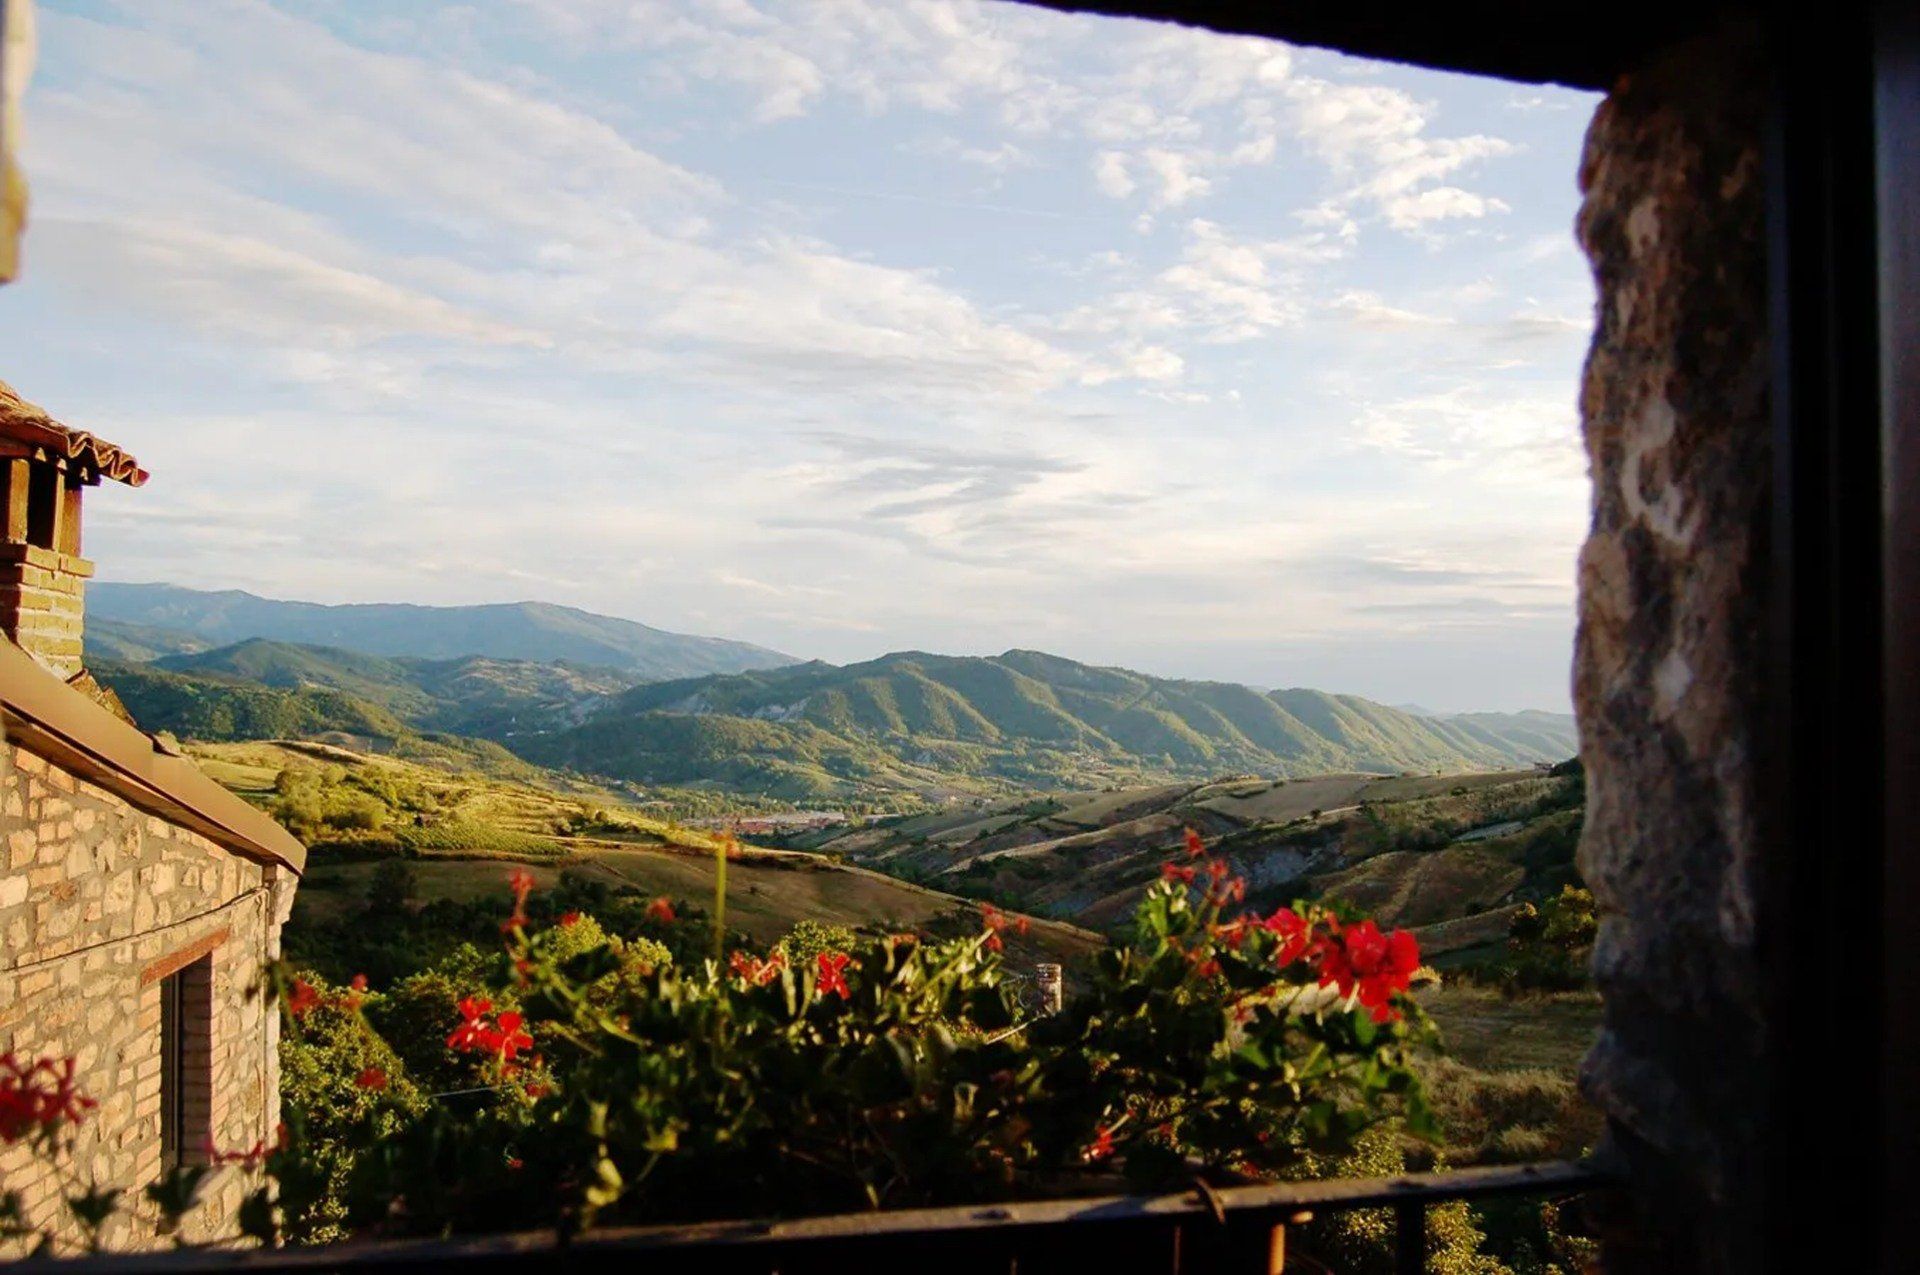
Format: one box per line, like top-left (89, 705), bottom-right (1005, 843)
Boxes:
top-left (0, 381), bottom-right (148, 486)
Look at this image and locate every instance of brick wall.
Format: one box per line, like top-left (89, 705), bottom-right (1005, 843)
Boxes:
top-left (0, 739), bottom-right (297, 1252)
top-left (0, 543), bottom-right (90, 679)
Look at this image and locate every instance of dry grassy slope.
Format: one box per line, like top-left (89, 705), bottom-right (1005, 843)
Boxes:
top-left (821, 767), bottom-right (1581, 946)
top-left (196, 740), bottom-right (1101, 967)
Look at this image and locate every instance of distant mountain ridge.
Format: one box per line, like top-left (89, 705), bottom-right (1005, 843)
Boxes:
top-left (83, 600), bottom-right (1577, 804)
top-left (88, 583), bottom-right (799, 681)
top-left (521, 649), bottom-right (1579, 800)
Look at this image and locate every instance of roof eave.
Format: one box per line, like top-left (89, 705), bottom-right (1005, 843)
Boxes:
top-left (0, 639), bottom-right (305, 874)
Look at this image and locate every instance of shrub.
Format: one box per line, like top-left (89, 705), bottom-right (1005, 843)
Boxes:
top-left (1496, 887), bottom-right (1596, 993)
top-left (288, 839), bottom-right (1439, 1236)
top-left (772, 919), bottom-right (859, 968)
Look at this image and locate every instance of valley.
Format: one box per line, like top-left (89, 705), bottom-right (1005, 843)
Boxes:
top-left (85, 587), bottom-right (1598, 1184)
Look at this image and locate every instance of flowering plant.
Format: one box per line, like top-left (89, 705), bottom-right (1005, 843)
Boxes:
top-left (2, 832), bottom-right (1433, 1252)
top-left (305, 831), bottom-right (1432, 1236)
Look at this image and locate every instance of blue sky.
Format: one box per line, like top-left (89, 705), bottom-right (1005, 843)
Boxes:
top-left (9, 0), bottom-right (1599, 712)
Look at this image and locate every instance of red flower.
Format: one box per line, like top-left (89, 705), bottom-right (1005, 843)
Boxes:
top-left (1260, 908), bottom-right (1312, 966)
top-left (286, 979), bottom-right (321, 1019)
top-left (645, 897), bottom-right (676, 924)
top-left (1192, 958), bottom-right (1222, 980)
top-left (815, 951), bottom-right (852, 1000)
top-left (1185, 828), bottom-right (1206, 859)
top-left (209, 1137), bottom-right (272, 1170)
top-left (0, 1054), bottom-right (96, 1143)
top-left (349, 973), bottom-right (368, 993)
top-left (506, 1156), bottom-right (524, 1171)
top-left (354, 1066), bottom-right (387, 1091)
top-left (979, 903), bottom-right (1024, 951)
top-left (507, 869), bottom-right (535, 901)
top-left (1204, 857), bottom-right (1230, 882)
top-left (493, 1011), bottom-right (533, 1062)
top-left (559, 911), bottom-right (581, 928)
top-left (446, 996), bottom-right (533, 1063)
top-left (729, 949), bottom-right (785, 986)
top-left (1317, 919), bottom-right (1420, 1022)
top-left (1161, 862), bottom-right (1196, 884)
top-left (1084, 1124), bottom-right (1117, 1162)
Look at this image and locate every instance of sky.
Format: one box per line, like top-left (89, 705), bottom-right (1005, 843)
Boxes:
top-left (8, 0), bottom-right (1600, 713)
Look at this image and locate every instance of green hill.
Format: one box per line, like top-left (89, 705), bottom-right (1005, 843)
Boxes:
top-left (94, 660), bottom-right (411, 742)
top-left (522, 651), bottom-right (1579, 800)
top-left (88, 582), bottom-right (799, 680)
top-left (94, 636), bottom-right (1578, 806)
top-left (143, 638), bottom-right (631, 737)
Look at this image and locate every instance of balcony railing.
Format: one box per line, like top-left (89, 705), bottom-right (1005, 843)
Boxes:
top-left (61, 1158), bottom-right (1612, 1274)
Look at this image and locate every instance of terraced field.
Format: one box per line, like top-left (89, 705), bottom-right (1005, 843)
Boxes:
top-left (809, 765), bottom-right (1584, 954)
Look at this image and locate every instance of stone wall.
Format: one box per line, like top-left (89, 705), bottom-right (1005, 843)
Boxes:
top-left (0, 738), bottom-right (295, 1252)
top-left (1571, 22), bottom-right (1769, 1274)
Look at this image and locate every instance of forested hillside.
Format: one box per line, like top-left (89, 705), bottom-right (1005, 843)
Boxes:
top-left (524, 651), bottom-right (1578, 799)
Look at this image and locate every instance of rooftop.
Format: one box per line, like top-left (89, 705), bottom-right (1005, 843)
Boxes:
top-left (0, 380), bottom-right (148, 487)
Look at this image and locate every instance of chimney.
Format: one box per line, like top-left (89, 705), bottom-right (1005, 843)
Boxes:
top-left (0, 383), bottom-right (147, 679)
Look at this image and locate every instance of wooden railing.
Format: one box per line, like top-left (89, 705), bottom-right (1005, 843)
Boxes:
top-left (52, 1159), bottom-right (1613, 1274)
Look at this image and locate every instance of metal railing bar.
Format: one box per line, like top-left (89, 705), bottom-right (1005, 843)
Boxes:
top-left (1395, 1200), bottom-right (1427, 1275)
top-left (32, 1159), bottom-right (1615, 1272)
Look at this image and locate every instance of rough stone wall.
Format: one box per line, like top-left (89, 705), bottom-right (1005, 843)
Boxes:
top-left (0, 739), bottom-right (294, 1252)
top-left (1571, 23), bottom-right (1769, 1273)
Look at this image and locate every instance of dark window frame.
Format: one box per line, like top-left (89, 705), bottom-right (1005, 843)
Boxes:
top-left (157, 954), bottom-right (213, 1175)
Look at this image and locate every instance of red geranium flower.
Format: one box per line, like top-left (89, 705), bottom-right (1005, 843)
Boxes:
top-left (1084, 1124), bottom-right (1117, 1162)
top-left (645, 897), bottom-right (676, 923)
top-left (1261, 908), bottom-right (1312, 966)
top-left (729, 949), bottom-right (785, 986)
top-left (1185, 828), bottom-right (1206, 858)
top-left (815, 952), bottom-right (852, 1000)
top-left (559, 911), bottom-right (581, 928)
top-left (354, 1066), bottom-right (387, 1091)
top-left (1317, 919), bottom-right (1420, 1021)
top-left (286, 979), bottom-right (321, 1019)
top-left (0, 1054), bottom-right (96, 1143)
top-left (446, 996), bottom-right (534, 1063)
top-left (1161, 862), bottom-right (1197, 884)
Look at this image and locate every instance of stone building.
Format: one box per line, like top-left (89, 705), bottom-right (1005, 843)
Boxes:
top-left (0, 384), bottom-right (304, 1249)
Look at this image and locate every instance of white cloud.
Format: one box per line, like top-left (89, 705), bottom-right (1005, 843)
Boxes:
top-left (32, 218), bottom-right (546, 349)
top-left (1353, 385), bottom-right (1582, 480)
top-left (1140, 149), bottom-right (1212, 208)
top-left (1383, 187), bottom-right (1511, 230)
top-left (1092, 150), bottom-right (1135, 199)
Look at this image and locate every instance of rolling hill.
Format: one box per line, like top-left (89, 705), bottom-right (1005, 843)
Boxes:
top-left (805, 763), bottom-right (1586, 953)
top-left (135, 638), bottom-right (630, 737)
top-left (521, 650), bottom-right (1579, 800)
top-left (87, 582), bottom-right (799, 680)
top-left (91, 632), bottom-right (1578, 805)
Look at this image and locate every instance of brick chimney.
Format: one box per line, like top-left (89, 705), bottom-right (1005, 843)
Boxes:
top-left (0, 383), bottom-right (147, 679)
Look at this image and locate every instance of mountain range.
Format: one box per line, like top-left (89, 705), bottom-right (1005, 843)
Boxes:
top-left (88, 583), bottom-right (797, 680)
top-left (85, 587), bottom-right (1578, 802)
top-left (518, 651), bottom-right (1577, 799)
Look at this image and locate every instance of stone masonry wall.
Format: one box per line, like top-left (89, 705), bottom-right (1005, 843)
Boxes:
top-left (1572, 23), bottom-right (1769, 1273)
top-left (0, 738), bottom-right (295, 1252)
